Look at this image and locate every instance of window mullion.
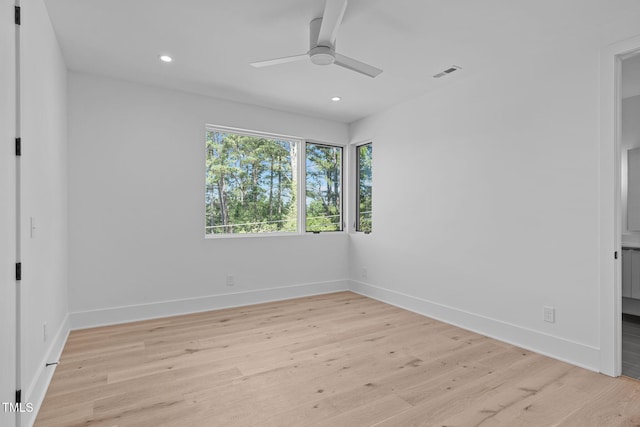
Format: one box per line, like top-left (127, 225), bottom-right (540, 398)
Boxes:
top-left (298, 140), bottom-right (306, 234)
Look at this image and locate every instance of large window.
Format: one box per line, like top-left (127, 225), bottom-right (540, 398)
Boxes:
top-left (356, 142), bottom-right (372, 233)
top-left (205, 127), bottom-right (343, 236)
top-left (205, 129), bottom-right (298, 234)
top-left (305, 143), bottom-right (343, 232)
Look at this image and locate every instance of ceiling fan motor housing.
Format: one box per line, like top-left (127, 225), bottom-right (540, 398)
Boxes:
top-left (310, 46), bottom-right (335, 65)
top-left (309, 18), bottom-right (335, 65)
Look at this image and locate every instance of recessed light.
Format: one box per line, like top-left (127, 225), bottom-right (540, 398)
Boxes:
top-left (159, 55), bottom-right (173, 63)
top-left (331, 96), bottom-right (341, 102)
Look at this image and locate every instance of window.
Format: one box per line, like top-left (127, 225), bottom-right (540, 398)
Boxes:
top-left (205, 129), bottom-right (298, 234)
top-left (356, 142), bottom-right (372, 233)
top-left (305, 143), bottom-right (343, 232)
top-left (205, 127), bottom-right (343, 236)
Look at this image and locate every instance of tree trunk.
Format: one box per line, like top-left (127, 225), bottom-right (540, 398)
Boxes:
top-left (217, 175), bottom-right (230, 233)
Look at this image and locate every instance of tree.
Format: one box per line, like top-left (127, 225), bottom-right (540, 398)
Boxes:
top-left (206, 132), bottom-right (347, 235)
top-left (305, 143), bottom-right (342, 232)
top-left (205, 131), bottom-right (296, 234)
top-left (357, 143), bottom-right (372, 232)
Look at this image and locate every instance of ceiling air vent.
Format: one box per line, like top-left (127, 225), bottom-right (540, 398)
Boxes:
top-left (433, 65), bottom-right (462, 78)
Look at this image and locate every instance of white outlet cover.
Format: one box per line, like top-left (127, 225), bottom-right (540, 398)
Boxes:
top-left (543, 306), bottom-right (555, 323)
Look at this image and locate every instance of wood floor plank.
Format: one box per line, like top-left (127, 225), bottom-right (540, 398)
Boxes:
top-left (556, 377), bottom-right (640, 426)
top-left (435, 364), bottom-right (595, 426)
top-left (35, 292), bottom-right (640, 426)
top-left (311, 394), bottom-right (412, 427)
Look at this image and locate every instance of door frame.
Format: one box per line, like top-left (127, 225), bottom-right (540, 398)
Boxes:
top-left (599, 35), bottom-right (640, 377)
top-left (1, 1), bottom-right (18, 426)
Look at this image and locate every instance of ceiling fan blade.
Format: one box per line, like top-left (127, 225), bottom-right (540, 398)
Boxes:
top-left (317, 0), bottom-right (348, 47)
top-left (250, 54), bottom-right (308, 68)
top-left (334, 53), bottom-right (383, 78)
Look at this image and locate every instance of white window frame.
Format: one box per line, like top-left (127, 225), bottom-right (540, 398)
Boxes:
top-left (204, 125), bottom-right (346, 238)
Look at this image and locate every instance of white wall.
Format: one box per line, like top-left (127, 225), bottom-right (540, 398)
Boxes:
top-left (0, 1), bottom-right (16, 426)
top-left (621, 95), bottom-right (640, 244)
top-left (67, 73), bottom-right (350, 327)
top-left (19, 0), bottom-right (69, 425)
top-left (348, 27), bottom-right (640, 371)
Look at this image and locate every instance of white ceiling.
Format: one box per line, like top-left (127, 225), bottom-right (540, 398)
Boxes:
top-left (43, 0), bottom-right (640, 123)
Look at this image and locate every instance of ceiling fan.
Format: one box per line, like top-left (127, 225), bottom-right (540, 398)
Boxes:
top-left (250, 0), bottom-right (383, 78)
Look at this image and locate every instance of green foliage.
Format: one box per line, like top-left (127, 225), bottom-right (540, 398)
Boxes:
top-left (205, 132), bottom-right (347, 235)
top-left (357, 143), bottom-right (372, 232)
top-left (305, 143), bottom-right (342, 232)
top-left (205, 131), bottom-right (297, 234)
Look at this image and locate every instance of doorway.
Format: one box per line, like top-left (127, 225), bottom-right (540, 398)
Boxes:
top-left (599, 34), bottom-right (640, 378)
top-left (620, 52), bottom-right (640, 379)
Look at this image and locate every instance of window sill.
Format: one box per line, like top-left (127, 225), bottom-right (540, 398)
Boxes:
top-left (204, 231), bottom-right (346, 240)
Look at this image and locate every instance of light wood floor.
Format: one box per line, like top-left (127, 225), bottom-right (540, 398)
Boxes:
top-left (36, 292), bottom-right (640, 426)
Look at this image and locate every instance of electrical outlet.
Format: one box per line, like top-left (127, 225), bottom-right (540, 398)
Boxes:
top-left (43, 322), bottom-right (47, 342)
top-left (361, 267), bottom-right (367, 279)
top-left (226, 274), bottom-right (235, 286)
top-left (543, 306), bottom-right (555, 323)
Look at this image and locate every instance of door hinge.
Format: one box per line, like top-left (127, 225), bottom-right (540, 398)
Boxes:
top-left (615, 251), bottom-right (619, 260)
top-left (14, 6), bottom-right (20, 25)
top-left (15, 389), bottom-right (21, 404)
top-left (15, 137), bottom-right (21, 156)
top-left (16, 262), bottom-right (21, 281)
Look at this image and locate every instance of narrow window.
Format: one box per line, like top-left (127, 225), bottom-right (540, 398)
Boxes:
top-left (205, 129), bottom-right (298, 235)
top-left (356, 142), bottom-right (372, 233)
top-left (305, 142), bottom-right (343, 232)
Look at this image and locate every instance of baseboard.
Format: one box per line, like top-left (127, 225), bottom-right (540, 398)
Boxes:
top-left (348, 280), bottom-right (600, 372)
top-left (22, 313), bottom-right (70, 427)
top-left (70, 280), bottom-right (350, 330)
